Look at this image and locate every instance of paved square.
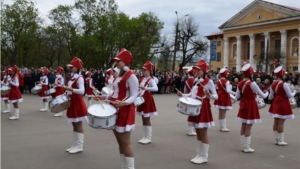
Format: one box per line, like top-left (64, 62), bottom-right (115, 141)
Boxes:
top-left (2, 94), bottom-right (300, 169)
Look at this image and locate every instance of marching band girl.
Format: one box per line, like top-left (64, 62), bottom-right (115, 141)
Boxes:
top-left (52, 66), bottom-right (65, 117)
top-left (38, 68), bottom-right (51, 112)
top-left (62, 57), bottom-right (87, 154)
top-left (235, 63), bottom-right (268, 153)
top-left (1, 68), bottom-right (11, 113)
top-left (136, 61), bottom-right (158, 144)
top-left (213, 68), bottom-right (236, 132)
top-left (177, 60), bottom-right (218, 164)
top-left (184, 67), bottom-right (196, 136)
top-left (8, 65), bottom-right (23, 120)
top-left (268, 66), bottom-right (296, 146)
top-left (85, 71), bottom-right (95, 106)
top-left (96, 48), bottom-right (138, 169)
top-left (105, 68), bottom-right (113, 86)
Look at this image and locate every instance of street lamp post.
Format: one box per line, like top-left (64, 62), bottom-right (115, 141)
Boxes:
top-left (172, 11), bottom-right (189, 71)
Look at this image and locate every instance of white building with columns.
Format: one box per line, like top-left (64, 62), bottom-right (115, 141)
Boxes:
top-left (206, 0), bottom-right (300, 73)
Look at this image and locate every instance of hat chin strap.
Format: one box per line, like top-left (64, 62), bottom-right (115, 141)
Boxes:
top-left (123, 66), bottom-right (129, 71)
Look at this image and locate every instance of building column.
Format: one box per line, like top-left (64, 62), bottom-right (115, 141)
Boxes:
top-left (263, 32), bottom-right (270, 72)
top-left (280, 30), bottom-right (287, 69)
top-left (249, 34), bottom-right (255, 69)
top-left (236, 36), bottom-right (242, 71)
top-left (298, 28), bottom-right (300, 72)
top-left (224, 37), bottom-right (229, 68)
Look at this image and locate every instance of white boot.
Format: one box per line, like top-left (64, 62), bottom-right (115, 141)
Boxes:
top-left (9, 108), bottom-right (19, 120)
top-left (277, 132), bottom-right (288, 146)
top-left (124, 157), bottom-right (134, 169)
top-left (243, 136), bottom-right (255, 153)
top-left (54, 112), bottom-right (62, 117)
top-left (40, 102), bottom-right (47, 112)
top-left (2, 103), bottom-right (10, 113)
top-left (190, 140), bottom-right (201, 163)
top-left (66, 132), bottom-right (77, 152)
top-left (141, 126), bottom-right (152, 144)
top-left (120, 154), bottom-right (125, 169)
top-left (138, 126), bottom-right (146, 143)
top-left (69, 133), bottom-right (84, 154)
top-left (240, 135), bottom-right (245, 151)
top-left (193, 143), bottom-right (209, 164)
top-left (220, 119), bottom-right (229, 132)
top-left (274, 131), bottom-right (278, 145)
top-left (187, 126), bottom-right (197, 136)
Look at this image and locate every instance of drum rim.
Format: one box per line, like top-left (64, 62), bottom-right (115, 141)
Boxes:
top-left (87, 113), bottom-right (117, 118)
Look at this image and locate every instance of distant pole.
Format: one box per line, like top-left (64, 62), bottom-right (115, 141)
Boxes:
top-left (172, 22), bottom-right (179, 71)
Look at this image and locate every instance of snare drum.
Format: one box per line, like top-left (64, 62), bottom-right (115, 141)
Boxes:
top-left (134, 97), bottom-right (145, 107)
top-left (0, 85), bottom-right (11, 95)
top-left (31, 85), bottom-right (42, 94)
top-left (101, 87), bottom-right (111, 95)
top-left (177, 97), bottom-right (202, 116)
top-left (87, 103), bottom-right (117, 129)
top-left (230, 94), bottom-right (237, 104)
top-left (44, 88), bottom-right (56, 95)
top-left (48, 95), bottom-right (71, 113)
top-left (289, 97), bottom-right (297, 109)
top-left (256, 97), bottom-right (266, 109)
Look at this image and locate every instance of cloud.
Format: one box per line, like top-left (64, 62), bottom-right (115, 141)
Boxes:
top-left (4, 0), bottom-right (300, 36)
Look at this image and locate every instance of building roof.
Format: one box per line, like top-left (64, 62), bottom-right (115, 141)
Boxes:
top-left (205, 31), bottom-right (224, 37)
top-left (219, 0), bottom-right (300, 30)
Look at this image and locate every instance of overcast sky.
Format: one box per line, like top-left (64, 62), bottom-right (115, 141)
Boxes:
top-left (4, 0), bottom-right (300, 37)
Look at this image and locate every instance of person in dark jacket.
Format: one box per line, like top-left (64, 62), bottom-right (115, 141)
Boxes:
top-left (93, 69), bottom-right (106, 91)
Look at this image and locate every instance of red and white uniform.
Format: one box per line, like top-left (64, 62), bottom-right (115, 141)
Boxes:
top-left (235, 80), bottom-right (268, 124)
top-left (39, 76), bottom-right (51, 99)
top-left (1, 75), bottom-right (11, 100)
top-left (8, 75), bottom-right (23, 103)
top-left (107, 76), bottom-right (114, 86)
top-left (184, 77), bottom-right (195, 94)
top-left (136, 77), bottom-right (158, 117)
top-left (85, 77), bottom-right (95, 97)
top-left (268, 81), bottom-right (295, 119)
top-left (213, 78), bottom-right (236, 110)
top-left (183, 78), bottom-right (218, 128)
top-left (52, 75), bottom-right (65, 98)
top-left (66, 74), bottom-right (87, 122)
top-left (107, 71), bottom-right (139, 133)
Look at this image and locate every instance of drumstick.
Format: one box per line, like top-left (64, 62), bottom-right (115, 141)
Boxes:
top-left (93, 90), bottom-right (105, 109)
top-left (175, 88), bottom-right (188, 101)
top-left (197, 82), bottom-right (211, 94)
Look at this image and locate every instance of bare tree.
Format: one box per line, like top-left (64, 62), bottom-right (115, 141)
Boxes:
top-left (175, 16), bottom-right (208, 72)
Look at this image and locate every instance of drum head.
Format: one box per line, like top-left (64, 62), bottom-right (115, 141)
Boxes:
top-left (179, 97), bottom-right (202, 105)
top-left (88, 103), bottom-right (116, 117)
top-left (102, 87), bottom-right (111, 94)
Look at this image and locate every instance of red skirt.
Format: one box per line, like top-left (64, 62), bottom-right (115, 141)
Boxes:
top-left (268, 96), bottom-right (294, 119)
top-left (8, 86), bottom-right (23, 103)
top-left (1, 94), bottom-right (9, 100)
top-left (39, 85), bottom-right (51, 99)
top-left (66, 94), bottom-right (87, 122)
top-left (213, 91), bottom-right (232, 110)
top-left (52, 87), bottom-right (64, 98)
top-left (188, 99), bottom-right (215, 128)
top-left (111, 97), bottom-right (135, 133)
top-left (236, 98), bottom-right (261, 124)
top-left (136, 92), bottom-right (158, 117)
top-left (85, 87), bottom-right (94, 97)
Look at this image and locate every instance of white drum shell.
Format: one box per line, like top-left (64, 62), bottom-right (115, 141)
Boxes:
top-left (31, 85), bottom-right (42, 94)
top-left (134, 97), bottom-right (145, 107)
top-left (0, 85), bottom-right (11, 95)
top-left (44, 88), bottom-right (56, 95)
top-left (290, 97), bottom-right (297, 109)
top-left (49, 95), bottom-right (71, 113)
top-left (87, 103), bottom-right (117, 129)
top-left (256, 97), bottom-right (266, 109)
top-left (177, 97), bottom-right (202, 116)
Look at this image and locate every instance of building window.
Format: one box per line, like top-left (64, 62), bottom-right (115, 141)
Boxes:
top-left (257, 14), bottom-right (262, 19)
top-left (293, 67), bottom-right (298, 71)
top-left (232, 67), bottom-right (236, 71)
top-left (217, 52), bottom-right (221, 62)
top-left (217, 68), bottom-right (221, 72)
top-left (217, 41), bottom-right (221, 46)
top-left (247, 42), bottom-right (250, 59)
top-left (260, 41), bottom-right (265, 57)
top-left (275, 40), bottom-right (281, 58)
